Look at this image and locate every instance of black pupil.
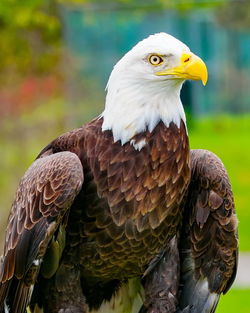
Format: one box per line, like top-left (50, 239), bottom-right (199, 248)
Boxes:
top-left (153, 57), bottom-right (158, 63)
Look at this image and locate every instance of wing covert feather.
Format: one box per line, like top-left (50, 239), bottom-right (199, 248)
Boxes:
top-left (178, 149), bottom-right (238, 313)
top-left (0, 151), bottom-right (83, 312)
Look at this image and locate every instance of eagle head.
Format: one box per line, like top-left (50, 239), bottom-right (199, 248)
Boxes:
top-left (102, 33), bottom-right (208, 147)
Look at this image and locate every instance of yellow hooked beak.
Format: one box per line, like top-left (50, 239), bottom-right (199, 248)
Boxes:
top-left (156, 52), bottom-right (208, 86)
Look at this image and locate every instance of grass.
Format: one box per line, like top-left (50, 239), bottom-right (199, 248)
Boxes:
top-left (217, 288), bottom-right (250, 313)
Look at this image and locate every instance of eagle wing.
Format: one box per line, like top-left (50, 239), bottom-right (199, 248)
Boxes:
top-left (0, 151), bottom-right (83, 313)
top-left (178, 149), bottom-right (238, 313)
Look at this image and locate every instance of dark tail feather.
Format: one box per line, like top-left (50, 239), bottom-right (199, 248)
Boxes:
top-left (178, 272), bottom-right (220, 313)
top-left (0, 277), bottom-right (31, 313)
top-left (138, 305), bottom-right (147, 313)
top-left (0, 281), bottom-right (10, 313)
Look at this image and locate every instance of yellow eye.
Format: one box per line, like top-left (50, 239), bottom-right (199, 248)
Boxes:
top-left (148, 54), bottom-right (164, 66)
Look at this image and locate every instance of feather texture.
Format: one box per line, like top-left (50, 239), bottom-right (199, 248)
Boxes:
top-left (0, 152), bottom-right (83, 312)
top-left (178, 149), bottom-right (238, 312)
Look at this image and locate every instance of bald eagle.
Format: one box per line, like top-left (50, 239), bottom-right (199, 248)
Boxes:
top-left (0, 33), bottom-right (238, 313)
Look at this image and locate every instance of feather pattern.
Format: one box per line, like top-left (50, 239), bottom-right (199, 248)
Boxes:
top-left (0, 116), bottom-right (190, 312)
top-left (0, 122), bottom-right (238, 313)
top-left (64, 117), bottom-right (190, 282)
top-left (178, 149), bottom-right (238, 312)
top-left (0, 152), bottom-right (83, 312)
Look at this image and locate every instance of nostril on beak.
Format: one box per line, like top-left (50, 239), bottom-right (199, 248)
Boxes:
top-left (184, 57), bottom-right (190, 63)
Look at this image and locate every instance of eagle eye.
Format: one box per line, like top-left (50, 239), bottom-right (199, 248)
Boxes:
top-left (148, 54), bottom-right (164, 66)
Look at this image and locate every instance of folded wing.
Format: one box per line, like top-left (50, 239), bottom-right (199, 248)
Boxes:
top-left (178, 149), bottom-right (238, 313)
top-left (0, 151), bottom-right (83, 313)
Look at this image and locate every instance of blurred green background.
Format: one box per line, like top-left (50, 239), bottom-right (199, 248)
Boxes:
top-left (0, 0), bottom-right (250, 312)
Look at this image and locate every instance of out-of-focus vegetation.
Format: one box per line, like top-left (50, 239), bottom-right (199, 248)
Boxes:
top-left (0, 0), bottom-right (61, 78)
top-left (217, 0), bottom-right (250, 30)
top-left (0, 0), bottom-right (62, 117)
top-left (217, 288), bottom-right (250, 313)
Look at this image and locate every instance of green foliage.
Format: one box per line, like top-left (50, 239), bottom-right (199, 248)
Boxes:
top-left (217, 288), bottom-right (250, 313)
top-left (216, 0), bottom-right (250, 30)
top-left (58, 0), bottom-right (226, 9)
top-left (0, 0), bottom-right (61, 84)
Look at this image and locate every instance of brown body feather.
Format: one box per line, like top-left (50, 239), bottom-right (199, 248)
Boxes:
top-left (39, 118), bottom-right (190, 282)
top-left (0, 118), bottom-right (238, 313)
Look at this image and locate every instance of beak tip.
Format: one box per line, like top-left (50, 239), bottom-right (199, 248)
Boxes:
top-left (202, 79), bottom-right (208, 86)
top-left (202, 70), bottom-right (208, 86)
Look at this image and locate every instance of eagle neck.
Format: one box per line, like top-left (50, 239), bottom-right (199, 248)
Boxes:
top-left (101, 77), bottom-right (186, 148)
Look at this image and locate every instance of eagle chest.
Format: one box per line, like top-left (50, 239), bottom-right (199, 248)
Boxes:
top-left (69, 120), bottom-right (190, 279)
